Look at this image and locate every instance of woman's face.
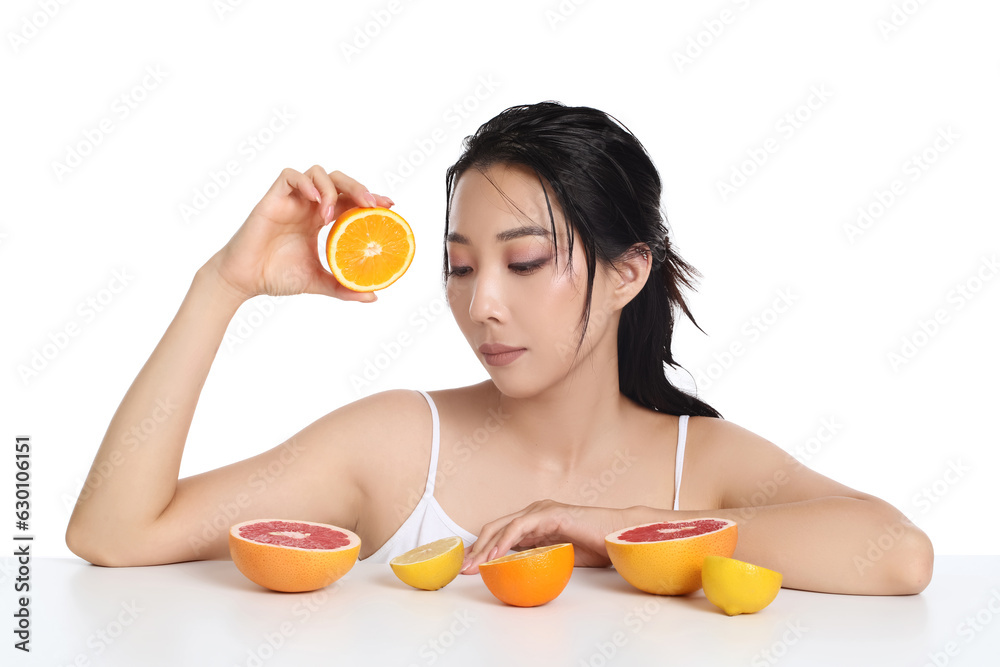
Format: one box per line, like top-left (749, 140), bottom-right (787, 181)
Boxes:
top-left (445, 163), bottom-right (621, 397)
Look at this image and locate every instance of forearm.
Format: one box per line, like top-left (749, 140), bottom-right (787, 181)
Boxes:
top-left (624, 497), bottom-right (933, 595)
top-left (66, 255), bottom-right (246, 553)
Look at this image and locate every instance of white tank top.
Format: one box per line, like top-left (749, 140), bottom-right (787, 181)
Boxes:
top-left (362, 390), bottom-right (690, 563)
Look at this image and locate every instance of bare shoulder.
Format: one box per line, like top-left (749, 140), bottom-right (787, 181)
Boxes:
top-left (339, 384), bottom-right (491, 494)
top-left (683, 416), bottom-right (872, 508)
top-left (686, 416), bottom-right (794, 462)
top-left (323, 388), bottom-right (433, 464)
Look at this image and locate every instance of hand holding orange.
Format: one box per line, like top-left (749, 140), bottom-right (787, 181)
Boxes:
top-left (210, 166), bottom-right (395, 302)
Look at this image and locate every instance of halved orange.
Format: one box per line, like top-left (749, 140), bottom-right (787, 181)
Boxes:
top-left (325, 206), bottom-right (415, 291)
top-left (478, 543), bottom-right (574, 607)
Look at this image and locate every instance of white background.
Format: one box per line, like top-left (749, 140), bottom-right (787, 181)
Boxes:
top-left (2, 0), bottom-right (997, 558)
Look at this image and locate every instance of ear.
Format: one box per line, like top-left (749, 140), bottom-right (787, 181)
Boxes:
top-left (611, 243), bottom-right (652, 308)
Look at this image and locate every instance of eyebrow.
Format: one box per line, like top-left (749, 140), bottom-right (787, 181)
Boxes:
top-left (446, 226), bottom-right (552, 245)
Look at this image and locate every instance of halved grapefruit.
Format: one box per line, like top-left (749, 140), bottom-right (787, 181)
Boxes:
top-left (605, 518), bottom-right (737, 595)
top-left (229, 519), bottom-right (361, 592)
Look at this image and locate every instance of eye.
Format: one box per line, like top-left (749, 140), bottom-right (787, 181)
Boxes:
top-left (446, 266), bottom-right (471, 278)
top-left (509, 258), bottom-right (550, 275)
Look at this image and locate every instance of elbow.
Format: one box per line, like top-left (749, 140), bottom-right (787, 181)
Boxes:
top-left (65, 521), bottom-right (111, 567)
top-left (66, 519), bottom-right (134, 568)
top-left (886, 523), bottom-right (934, 595)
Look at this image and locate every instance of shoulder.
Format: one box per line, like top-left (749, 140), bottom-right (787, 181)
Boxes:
top-left (320, 388), bottom-right (432, 455)
top-left (687, 416), bottom-right (781, 450)
top-left (684, 416), bottom-right (798, 476)
top-left (684, 415), bottom-right (871, 507)
top-left (328, 383), bottom-right (490, 468)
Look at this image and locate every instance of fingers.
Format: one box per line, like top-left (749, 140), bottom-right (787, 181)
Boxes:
top-left (461, 513), bottom-right (542, 575)
top-left (303, 167), bottom-right (396, 225)
top-left (277, 166), bottom-right (324, 207)
top-left (305, 266), bottom-right (378, 303)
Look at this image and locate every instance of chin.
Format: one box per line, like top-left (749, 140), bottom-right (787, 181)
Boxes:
top-left (483, 364), bottom-right (569, 401)
top-left (482, 370), bottom-right (541, 400)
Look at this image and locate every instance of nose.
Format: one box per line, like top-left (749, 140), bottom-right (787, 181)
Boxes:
top-left (468, 273), bottom-right (505, 324)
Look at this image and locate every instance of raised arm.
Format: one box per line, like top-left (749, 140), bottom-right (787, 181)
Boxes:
top-left (66, 167), bottom-right (393, 566)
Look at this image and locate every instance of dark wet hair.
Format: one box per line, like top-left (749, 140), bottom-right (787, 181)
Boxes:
top-left (443, 101), bottom-right (722, 419)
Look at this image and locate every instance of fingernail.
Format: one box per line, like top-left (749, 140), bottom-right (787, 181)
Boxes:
top-left (488, 546), bottom-right (498, 561)
top-left (365, 192), bottom-right (377, 207)
top-left (325, 205), bottom-right (333, 221)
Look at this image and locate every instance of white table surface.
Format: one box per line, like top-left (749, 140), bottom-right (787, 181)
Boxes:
top-left (3, 555), bottom-right (998, 666)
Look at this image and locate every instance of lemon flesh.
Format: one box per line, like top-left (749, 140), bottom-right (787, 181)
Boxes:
top-left (702, 555), bottom-right (783, 615)
top-left (390, 537), bottom-right (464, 591)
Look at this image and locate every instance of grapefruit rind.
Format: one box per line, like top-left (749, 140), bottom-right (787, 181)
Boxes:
top-left (325, 207), bottom-right (415, 292)
top-left (229, 519), bottom-right (361, 593)
top-left (605, 518), bottom-right (738, 596)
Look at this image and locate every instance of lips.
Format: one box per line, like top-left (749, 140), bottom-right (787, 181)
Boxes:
top-left (478, 343), bottom-right (524, 355)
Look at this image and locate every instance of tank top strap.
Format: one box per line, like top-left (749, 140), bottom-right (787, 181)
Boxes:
top-left (673, 415), bottom-right (689, 511)
top-left (415, 390), bottom-right (441, 498)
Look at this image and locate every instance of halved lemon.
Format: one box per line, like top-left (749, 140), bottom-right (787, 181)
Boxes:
top-left (390, 537), bottom-right (464, 591)
top-left (701, 556), bottom-right (782, 615)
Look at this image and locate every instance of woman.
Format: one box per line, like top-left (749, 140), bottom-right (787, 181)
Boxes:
top-left (66, 101), bottom-right (932, 594)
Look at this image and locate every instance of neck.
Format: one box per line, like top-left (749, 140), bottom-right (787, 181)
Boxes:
top-left (489, 343), bottom-right (633, 476)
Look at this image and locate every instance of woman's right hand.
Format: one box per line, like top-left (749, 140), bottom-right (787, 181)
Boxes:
top-left (206, 166), bottom-right (394, 303)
